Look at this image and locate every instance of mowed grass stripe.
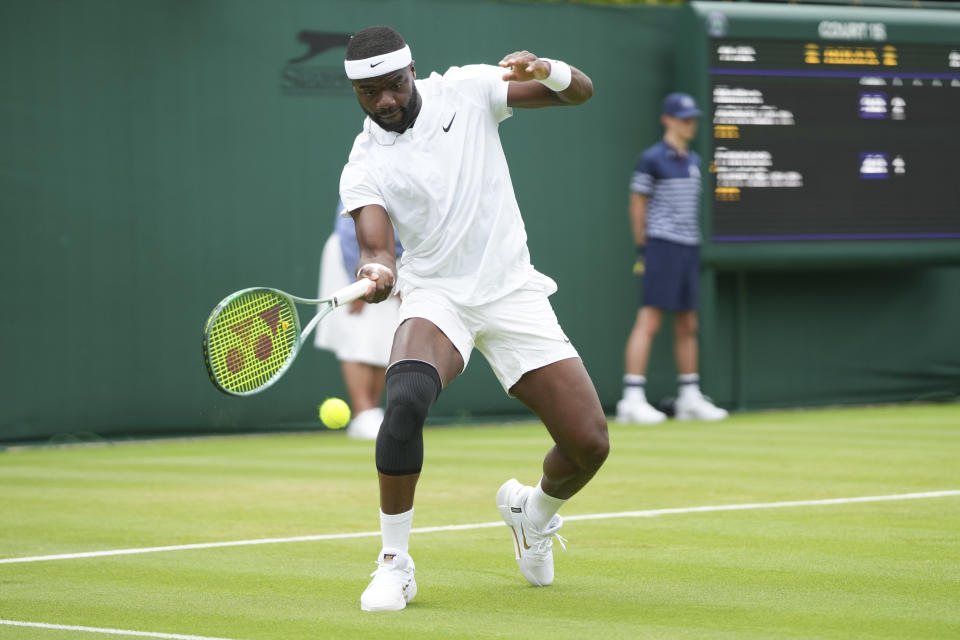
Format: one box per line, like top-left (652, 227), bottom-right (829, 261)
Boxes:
top-left (4, 501), bottom-right (954, 639)
top-left (0, 403), bottom-right (957, 639)
top-left (2, 490), bottom-right (956, 565)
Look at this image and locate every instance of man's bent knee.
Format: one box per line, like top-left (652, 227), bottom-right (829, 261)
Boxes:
top-left (375, 360), bottom-right (442, 476)
top-left (571, 418), bottom-right (610, 472)
top-left (582, 427), bottom-right (610, 471)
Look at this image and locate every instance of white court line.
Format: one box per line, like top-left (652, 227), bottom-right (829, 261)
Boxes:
top-left (0, 619), bottom-right (245, 640)
top-left (562, 489), bottom-right (960, 521)
top-left (1, 489), bottom-right (957, 566)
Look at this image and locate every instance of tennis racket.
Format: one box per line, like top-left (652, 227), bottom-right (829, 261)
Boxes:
top-left (202, 278), bottom-right (373, 396)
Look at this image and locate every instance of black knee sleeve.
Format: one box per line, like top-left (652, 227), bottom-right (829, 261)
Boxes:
top-left (375, 360), bottom-right (442, 476)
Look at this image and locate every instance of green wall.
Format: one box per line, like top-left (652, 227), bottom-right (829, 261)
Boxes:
top-left (704, 267), bottom-right (960, 410)
top-left (1, 0), bottom-right (956, 443)
top-left (0, 0), bottom-right (681, 441)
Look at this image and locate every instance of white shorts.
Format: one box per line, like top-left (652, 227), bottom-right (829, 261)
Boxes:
top-left (397, 280), bottom-right (579, 393)
top-left (313, 234), bottom-right (400, 367)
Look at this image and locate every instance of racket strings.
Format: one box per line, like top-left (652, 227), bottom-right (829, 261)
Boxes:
top-left (205, 290), bottom-right (298, 393)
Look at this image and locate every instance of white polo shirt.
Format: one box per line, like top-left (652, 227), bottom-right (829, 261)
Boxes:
top-left (339, 64), bottom-right (556, 306)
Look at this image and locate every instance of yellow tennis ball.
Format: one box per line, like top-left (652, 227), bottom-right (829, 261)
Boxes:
top-left (319, 397), bottom-right (351, 429)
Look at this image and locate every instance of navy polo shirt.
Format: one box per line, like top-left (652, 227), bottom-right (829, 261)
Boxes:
top-left (629, 140), bottom-right (702, 246)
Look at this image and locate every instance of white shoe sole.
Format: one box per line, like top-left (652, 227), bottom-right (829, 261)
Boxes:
top-left (617, 413), bottom-right (666, 424)
top-left (616, 402), bottom-right (667, 424)
top-left (675, 409), bottom-right (728, 421)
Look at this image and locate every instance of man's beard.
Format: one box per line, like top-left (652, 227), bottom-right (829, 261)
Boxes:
top-left (367, 85), bottom-right (422, 134)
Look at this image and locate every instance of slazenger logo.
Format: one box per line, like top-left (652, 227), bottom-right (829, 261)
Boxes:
top-left (281, 30), bottom-right (353, 96)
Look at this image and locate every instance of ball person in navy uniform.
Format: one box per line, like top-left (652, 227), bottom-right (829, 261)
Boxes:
top-left (617, 93), bottom-right (729, 424)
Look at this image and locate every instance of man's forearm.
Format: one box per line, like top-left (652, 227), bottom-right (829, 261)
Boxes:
top-left (629, 193), bottom-right (648, 246)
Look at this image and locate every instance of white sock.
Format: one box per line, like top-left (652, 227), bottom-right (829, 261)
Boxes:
top-left (380, 508), bottom-right (413, 553)
top-left (678, 374), bottom-right (700, 400)
top-left (525, 481), bottom-right (566, 531)
top-left (623, 374), bottom-right (647, 403)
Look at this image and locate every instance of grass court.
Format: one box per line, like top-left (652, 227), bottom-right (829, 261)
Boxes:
top-left (1, 403), bottom-right (958, 639)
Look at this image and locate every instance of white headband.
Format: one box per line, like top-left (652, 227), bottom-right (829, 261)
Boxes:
top-left (344, 44), bottom-right (412, 80)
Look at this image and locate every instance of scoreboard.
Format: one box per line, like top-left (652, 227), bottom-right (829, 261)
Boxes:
top-left (679, 3), bottom-right (960, 267)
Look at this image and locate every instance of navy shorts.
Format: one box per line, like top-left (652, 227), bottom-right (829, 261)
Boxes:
top-left (639, 238), bottom-right (700, 311)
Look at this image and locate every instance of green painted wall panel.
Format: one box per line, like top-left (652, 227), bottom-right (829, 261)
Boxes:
top-left (0, 0), bottom-right (681, 440)
top-left (1, 0), bottom-right (956, 443)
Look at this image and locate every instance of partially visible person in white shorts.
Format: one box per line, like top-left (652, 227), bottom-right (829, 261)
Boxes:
top-left (314, 200), bottom-right (401, 439)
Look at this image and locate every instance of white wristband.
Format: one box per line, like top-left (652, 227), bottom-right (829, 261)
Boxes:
top-left (538, 59), bottom-right (572, 92)
top-left (356, 262), bottom-right (394, 280)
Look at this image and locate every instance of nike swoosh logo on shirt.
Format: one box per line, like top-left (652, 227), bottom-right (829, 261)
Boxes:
top-left (442, 112), bottom-right (456, 132)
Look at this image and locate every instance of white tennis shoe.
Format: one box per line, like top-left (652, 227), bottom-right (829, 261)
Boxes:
top-left (360, 548), bottom-right (417, 611)
top-left (496, 479), bottom-right (566, 587)
top-left (347, 407), bottom-right (383, 440)
top-left (675, 391), bottom-right (728, 421)
top-left (616, 398), bottom-right (667, 424)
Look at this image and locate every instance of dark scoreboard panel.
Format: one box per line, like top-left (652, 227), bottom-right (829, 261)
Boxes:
top-left (681, 3), bottom-right (960, 266)
top-left (711, 39), bottom-right (960, 241)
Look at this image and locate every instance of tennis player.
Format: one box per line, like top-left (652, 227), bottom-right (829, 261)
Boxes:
top-left (339, 26), bottom-right (608, 611)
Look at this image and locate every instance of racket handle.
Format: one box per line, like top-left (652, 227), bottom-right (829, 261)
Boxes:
top-left (331, 278), bottom-right (375, 307)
